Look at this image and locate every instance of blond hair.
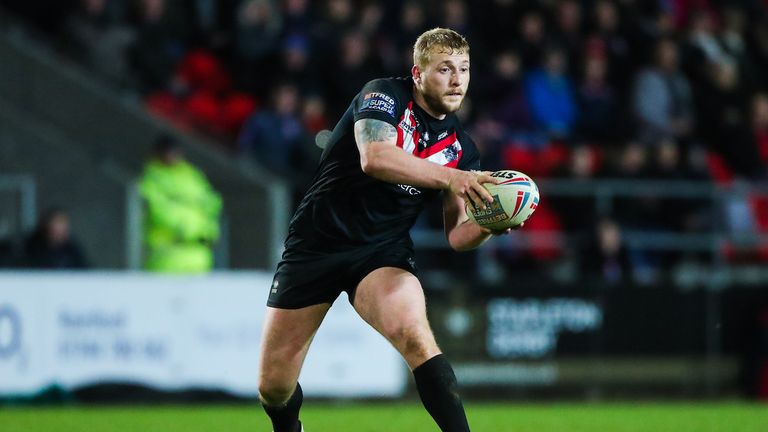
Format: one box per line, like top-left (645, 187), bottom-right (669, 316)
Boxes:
top-left (413, 28), bottom-right (469, 68)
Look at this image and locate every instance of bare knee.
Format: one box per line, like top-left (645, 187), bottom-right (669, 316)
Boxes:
top-left (259, 374), bottom-right (296, 406)
top-left (383, 321), bottom-right (438, 365)
top-left (259, 355), bottom-right (302, 405)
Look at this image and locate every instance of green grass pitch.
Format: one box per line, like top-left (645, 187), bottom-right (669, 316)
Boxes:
top-left (2, 402), bottom-right (767, 432)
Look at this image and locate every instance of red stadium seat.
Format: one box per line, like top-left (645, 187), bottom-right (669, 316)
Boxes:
top-left (523, 201), bottom-right (564, 260)
top-left (706, 151), bottom-right (734, 185)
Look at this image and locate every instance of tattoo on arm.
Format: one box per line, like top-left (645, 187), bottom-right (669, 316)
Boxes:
top-left (354, 119), bottom-right (397, 145)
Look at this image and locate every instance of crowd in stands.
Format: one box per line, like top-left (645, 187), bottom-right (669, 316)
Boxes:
top-left (5, 0), bottom-right (768, 284)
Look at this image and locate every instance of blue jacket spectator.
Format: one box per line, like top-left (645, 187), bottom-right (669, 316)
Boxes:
top-left (525, 48), bottom-right (577, 138)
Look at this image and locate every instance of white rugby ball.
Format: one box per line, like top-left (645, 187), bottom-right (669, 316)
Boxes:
top-left (466, 170), bottom-right (540, 231)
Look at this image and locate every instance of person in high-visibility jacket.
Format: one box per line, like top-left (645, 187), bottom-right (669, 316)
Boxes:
top-left (139, 136), bottom-right (222, 272)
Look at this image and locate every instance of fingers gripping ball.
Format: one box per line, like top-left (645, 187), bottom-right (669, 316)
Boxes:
top-left (466, 170), bottom-right (540, 230)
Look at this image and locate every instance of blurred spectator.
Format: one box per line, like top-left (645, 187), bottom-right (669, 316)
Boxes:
top-left (515, 10), bottom-right (549, 68)
top-left (139, 136), bottom-right (222, 273)
top-left (698, 62), bottom-right (762, 178)
top-left (23, 208), bottom-right (88, 269)
top-left (128, 0), bottom-right (185, 93)
top-left (473, 50), bottom-right (537, 159)
top-left (591, 0), bottom-right (633, 88)
top-left (603, 143), bottom-right (654, 227)
top-left (301, 94), bottom-right (330, 135)
top-left (312, 0), bottom-right (355, 62)
top-left (576, 56), bottom-right (620, 142)
top-left (484, 51), bottom-right (533, 130)
top-left (234, 0), bottom-right (282, 97)
top-left (525, 46), bottom-right (577, 139)
top-left (683, 8), bottom-right (730, 87)
top-left (390, 1), bottom-right (428, 72)
top-left (326, 31), bottom-right (379, 117)
top-left (648, 140), bottom-right (709, 232)
top-left (181, 0), bottom-right (235, 49)
top-left (718, 6), bottom-right (757, 89)
top-left (397, 1), bottom-right (427, 51)
top-left (649, 139), bottom-right (685, 180)
top-left (274, 34), bottom-right (316, 94)
top-left (359, 1), bottom-right (385, 37)
top-left (238, 84), bottom-right (310, 178)
top-left (442, 0), bottom-right (469, 36)
top-left (632, 38), bottom-right (694, 144)
top-left (634, 6), bottom-right (676, 44)
top-left (65, 0), bottom-right (136, 88)
top-left (283, 0), bottom-right (311, 37)
top-left (580, 218), bottom-right (632, 285)
top-left (551, 145), bottom-right (600, 233)
top-left (553, 0), bottom-right (584, 73)
top-left (687, 9), bottom-right (729, 65)
top-left (235, 0), bottom-right (281, 62)
top-left (552, 145), bottom-right (600, 226)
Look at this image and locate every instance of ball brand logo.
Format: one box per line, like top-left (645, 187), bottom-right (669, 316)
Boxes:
top-left (0, 305), bottom-right (21, 358)
top-left (471, 195), bottom-right (509, 225)
top-left (491, 171), bottom-right (519, 179)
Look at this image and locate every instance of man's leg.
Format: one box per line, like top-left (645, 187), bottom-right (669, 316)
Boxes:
top-left (353, 267), bottom-right (470, 432)
top-left (259, 303), bottom-right (331, 432)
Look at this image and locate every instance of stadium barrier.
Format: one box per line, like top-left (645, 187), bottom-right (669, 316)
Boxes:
top-left (0, 272), bottom-right (407, 400)
top-left (424, 285), bottom-right (768, 398)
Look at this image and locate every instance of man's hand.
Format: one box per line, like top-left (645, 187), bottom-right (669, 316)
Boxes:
top-left (482, 222), bottom-right (525, 236)
top-left (447, 170), bottom-right (498, 211)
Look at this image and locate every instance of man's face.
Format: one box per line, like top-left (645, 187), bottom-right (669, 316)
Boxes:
top-left (160, 148), bottom-right (182, 165)
top-left (415, 50), bottom-right (470, 115)
top-left (48, 214), bottom-right (70, 245)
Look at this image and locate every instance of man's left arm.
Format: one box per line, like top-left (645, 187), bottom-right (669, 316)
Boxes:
top-left (443, 191), bottom-right (493, 251)
top-left (443, 184), bottom-right (520, 251)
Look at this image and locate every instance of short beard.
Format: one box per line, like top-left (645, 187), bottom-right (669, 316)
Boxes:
top-left (422, 90), bottom-right (460, 116)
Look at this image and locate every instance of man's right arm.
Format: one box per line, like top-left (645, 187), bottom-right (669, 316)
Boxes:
top-left (353, 118), bottom-right (496, 209)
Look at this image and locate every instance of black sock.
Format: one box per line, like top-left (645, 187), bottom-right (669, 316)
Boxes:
top-left (413, 354), bottom-right (470, 432)
top-left (262, 382), bottom-right (303, 432)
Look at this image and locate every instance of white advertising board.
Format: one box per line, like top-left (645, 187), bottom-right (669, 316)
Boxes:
top-left (0, 272), bottom-right (406, 398)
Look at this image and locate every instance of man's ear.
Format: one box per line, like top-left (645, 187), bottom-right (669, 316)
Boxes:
top-left (411, 64), bottom-right (421, 84)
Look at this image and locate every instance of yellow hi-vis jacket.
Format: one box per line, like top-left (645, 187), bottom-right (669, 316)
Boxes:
top-left (139, 159), bottom-right (222, 272)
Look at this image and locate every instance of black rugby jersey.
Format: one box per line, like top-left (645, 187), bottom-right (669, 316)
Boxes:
top-left (285, 77), bottom-right (481, 252)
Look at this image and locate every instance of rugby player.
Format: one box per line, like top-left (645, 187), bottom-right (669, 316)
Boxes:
top-left (258, 28), bottom-right (514, 432)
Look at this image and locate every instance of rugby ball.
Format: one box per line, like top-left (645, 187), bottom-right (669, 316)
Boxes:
top-left (466, 170), bottom-right (540, 231)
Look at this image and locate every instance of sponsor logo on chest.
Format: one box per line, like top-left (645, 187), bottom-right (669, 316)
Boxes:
top-left (398, 184), bottom-right (422, 195)
top-left (399, 117), bottom-right (415, 135)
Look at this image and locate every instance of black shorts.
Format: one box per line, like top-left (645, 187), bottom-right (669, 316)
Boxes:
top-left (266, 242), bottom-right (418, 309)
